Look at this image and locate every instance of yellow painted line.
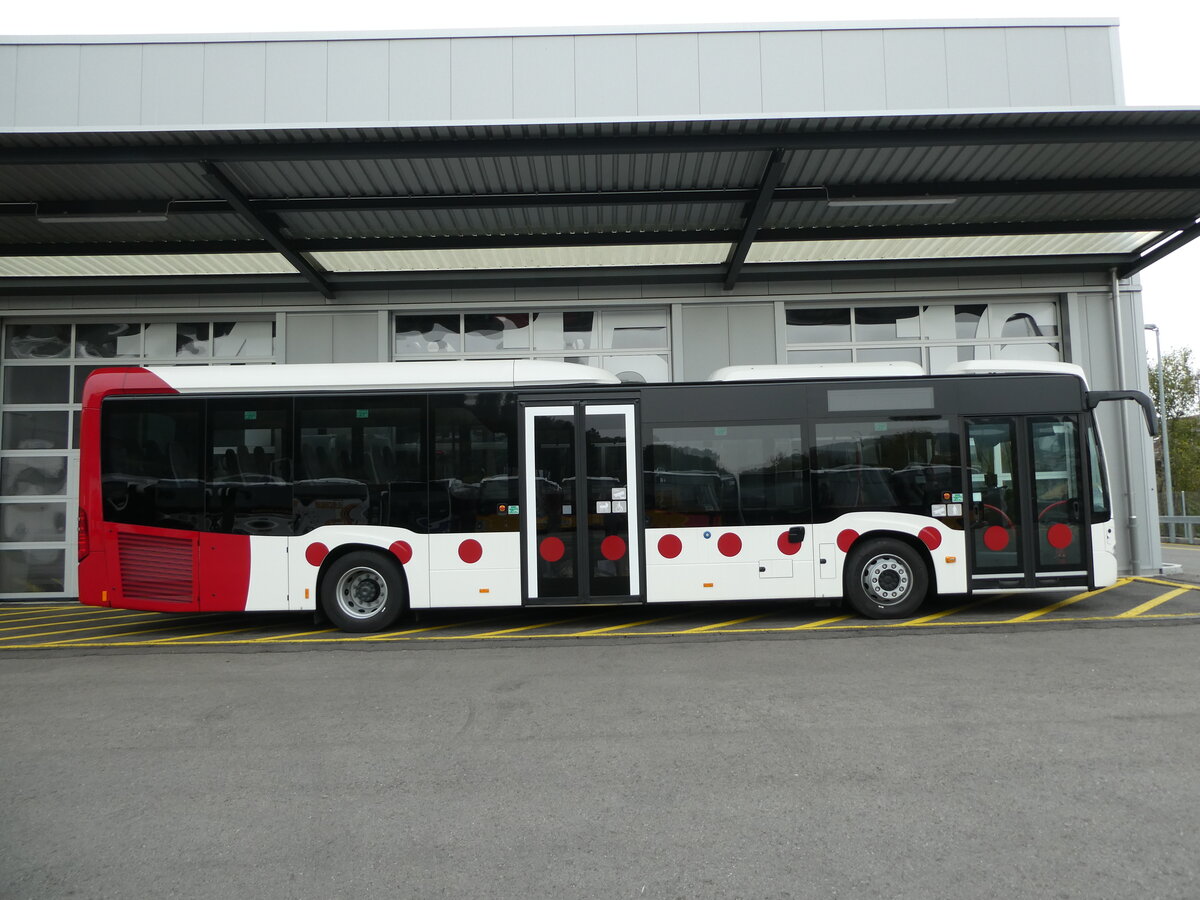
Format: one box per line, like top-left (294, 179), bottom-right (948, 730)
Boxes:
top-left (0, 610), bottom-right (150, 633)
top-left (0, 607), bottom-right (99, 622)
top-left (1161, 543), bottom-right (1200, 551)
top-left (144, 625), bottom-right (266, 643)
top-left (1130, 576), bottom-right (1198, 588)
top-left (253, 627), bottom-right (340, 641)
top-left (359, 617), bottom-right (507, 641)
top-left (433, 617), bottom-right (581, 638)
top-left (785, 614), bottom-right (854, 630)
top-left (887, 595), bottom-right (1003, 627)
top-left (1006, 581), bottom-right (1126, 622)
top-left (680, 614), bottom-right (768, 633)
top-left (571, 615), bottom-right (680, 636)
top-left (1116, 587), bottom-right (1191, 618)
top-left (31, 616), bottom-right (219, 644)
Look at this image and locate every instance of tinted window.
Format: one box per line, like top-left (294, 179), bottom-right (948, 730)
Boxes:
top-left (101, 398), bottom-right (205, 530)
top-left (206, 399), bottom-right (293, 536)
top-left (296, 396), bottom-right (426, 533)
top-left (813, 419), bottom-right (958, 520)
top-left (646, 424), bottom-right (809, 526)
top-left (431, 393), bottom-right (518, 533)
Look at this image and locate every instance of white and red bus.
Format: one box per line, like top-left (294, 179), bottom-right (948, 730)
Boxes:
top-left (77, 359), bottom-right (1155, 631)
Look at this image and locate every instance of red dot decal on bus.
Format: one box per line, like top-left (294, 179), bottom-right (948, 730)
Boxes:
top-left (836, 530), bottom-right (859, 553)
top-left (1047, 523), bottom-right (1074, 549)
top-left (777, 531), bottom-right (802, 555)
top-left (601, 535), bottom-right (627, 561)
top-left (657, 534), bottom-right (682, 559)
top-left (983, 526), bottom-right (1010, 552)
top-left (539, 536), bottom-right (565, 562)
top-left (718, 533), bottom-right (742, 557)
top-left (919, 527), bottom-right (942, 551)
top-left (389, 541), bottom-right (413, 565)
top-left (458, 539), bottom-right (483, 564)
top-left (305, 543), bottom-right (329, 567)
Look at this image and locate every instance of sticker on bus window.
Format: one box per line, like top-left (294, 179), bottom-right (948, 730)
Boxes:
top-left (952, 493), bottom-right (963, 503)
top-left (596, 501), bottom-right (611, 514)
top-left (244, 411), bottom-right (257, 421)
top-left (874, 423), bottom-right (888, 431)
top-left (714, 427), bottom-right (727, 436)
top-left (563, 505), bottom-right (572, 515)
top-left (932, 504), bottom-right (947, 517)
top-left (356, 409), bottom-right (369, 418)
top-left (508, 505), bottom-right (520, 515)
top-left (612, 487), bottom-right (627, 500)
top-left (612, 500), bottom-right (627, 513)
top-left (947, 503), bottom-right (963, 516)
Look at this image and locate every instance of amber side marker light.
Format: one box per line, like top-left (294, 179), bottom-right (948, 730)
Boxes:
top-left (945, 556), bottom-right (957, 563)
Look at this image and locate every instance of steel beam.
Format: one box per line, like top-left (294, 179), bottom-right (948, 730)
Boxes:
top-left (724, 150), bottom-right (786, 290)
top-left (198, 160), bottom-right (335, 300)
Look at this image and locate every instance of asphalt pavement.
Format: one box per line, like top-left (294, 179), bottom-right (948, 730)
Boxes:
top-left (3, 625), bottom-right (1198, 899)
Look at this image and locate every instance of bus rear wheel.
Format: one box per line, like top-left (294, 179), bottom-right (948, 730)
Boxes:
top-left (320, 550), bottom-right (406, 633)
top-left (844, 538), bottom-right (928, 619)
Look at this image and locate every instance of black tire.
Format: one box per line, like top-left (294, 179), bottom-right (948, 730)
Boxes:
top-left (320, 550), bottom-right (406, 633)
top-left (843, 538), bottom-right (928, 619)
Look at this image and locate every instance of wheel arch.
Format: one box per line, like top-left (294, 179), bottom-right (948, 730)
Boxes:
top-left (847, 529), bottom-right (939, 598)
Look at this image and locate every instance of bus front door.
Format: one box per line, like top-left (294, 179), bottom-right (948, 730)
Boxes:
top-left (521, 402), bottom-right (643, 605)
top-left (964, 416), bottom-right (1090, 590)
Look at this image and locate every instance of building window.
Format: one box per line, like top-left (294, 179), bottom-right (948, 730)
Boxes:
top-left (0, 318), bottom-right (277, 598)
top-left (394, 308), bottom-right (670, 383)
top-left (785, 300), bottom-right (1061, 371)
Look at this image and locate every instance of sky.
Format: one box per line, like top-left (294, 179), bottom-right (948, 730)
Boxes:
top-left (3, 0), bottom-right (1199, 361)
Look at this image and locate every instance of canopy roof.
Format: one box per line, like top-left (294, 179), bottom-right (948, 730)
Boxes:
top-left (3, 107), bottom-right (1200, 298)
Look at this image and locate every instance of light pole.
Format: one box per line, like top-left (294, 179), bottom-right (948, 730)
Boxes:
top-left (1145, 324), bottom-right (1175, 541)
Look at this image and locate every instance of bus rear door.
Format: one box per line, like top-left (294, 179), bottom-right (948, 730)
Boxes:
top-left (964, 416), bottom-right (1091, 590)
top-left (520, 401), bottom-right (643, 605)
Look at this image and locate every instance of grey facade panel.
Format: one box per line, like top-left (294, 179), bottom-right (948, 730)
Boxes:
top-left (328, 40), bottom-right (390, 124)
top-left (285, 313), bottom-right (333, 363)
top-left (451, 38), bottom-right (513, 121)
top-left (513, 36), bottom-right (575, 120)
top-left (389, 39), bottom-right (452, 122)
top-left (1065, 27), bottom-right (1118, 105)
top-left (636, 33), bottom-right (700, 116)
top-left (265, 41), bottom-right (327, 124)
top-left (15, 44), bottom-right (80, 127)
top-left (78, 44), bottom-right (142, 127)
top-left (0, 46), bottom-right (15, 126)
top-left (698, 32), bottom-right (762, 116)
top-left (679, 305), bottom-right (730, 380)
top-left (332, 311), bottom-right (380, 362)
top-left (1006, 27), bottom-right (1072, 108)
top-left (574, 35), bottom-right (637, 118)
top-left (822, 30), bottom-right (887, 112)
top-left (141, 43), bottom-right (204, 127)
top-left (728, 303), bottom-right (775, 367)
top-left (945, 28), bottom-right (1010, 108)
top-left (883, 29), bottom-right (949, 110)
top-left (202, 42), bottom-right (266, 125)
top-left (759, 31), bottom-right (825, 114)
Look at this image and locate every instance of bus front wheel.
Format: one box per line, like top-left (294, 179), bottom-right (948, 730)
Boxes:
top-left (320, 550), bottom-right (406, 633)
top-left (844, 538), bottom-right (928, 619)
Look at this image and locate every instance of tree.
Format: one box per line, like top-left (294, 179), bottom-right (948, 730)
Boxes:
top-left (1147, 346), bottom-right (1200, 499)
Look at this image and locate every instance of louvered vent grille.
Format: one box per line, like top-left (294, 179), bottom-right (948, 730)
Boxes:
top-left (118, 533), bottom-right (195, 604)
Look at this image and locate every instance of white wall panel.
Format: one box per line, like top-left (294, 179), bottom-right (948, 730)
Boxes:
top-left (451, 37), bottom-right (513, 121)
top-left (0, 46), bottom-right (19, 126)
top-left (79, 44), bottom-right (141, 127)
top-left (760, 31), bottom-right (825, 114)
top-left (285, 313), bottom-right (333, 363)
top-left (265, 41), bottom-right (327, 124)
top-left (1066, 27), bottom-right (1118, 105)
top-left (332, 312), bottom-right (380, 362)
top-left (389, 39), bottom-right (452, 122)
top-left (141, 43), bottom-right (203, 126)
top-left (328, 40), bottom-right (389, 123)
top-left (698, 32), bottom-right (761, 115)
top-left (513, 36), bottom-right (574, 119)
top-left (15, 44), bottom-right (79, 126)
top-left (636, 34), bottom-right (699, 116)
top-left (883, 29), bottom-right (948, 110)
top-left (945, 28), bottom-right (1010, 108)
top-left (574, 35), bottom-right (637, 118)
top-left (203, 42), bottom-right (266, 125)
top-left (1007, 27), bottom-right (1071, 108)
top-left (822, 30), bottom-right (886, 111)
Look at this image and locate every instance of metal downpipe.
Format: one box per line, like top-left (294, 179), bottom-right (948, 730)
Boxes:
top-left (1110, 267), bottom-right (1140, 575)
